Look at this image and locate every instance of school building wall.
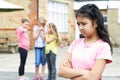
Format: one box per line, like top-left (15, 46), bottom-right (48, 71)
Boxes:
top-left (101, 9), bottom-right (120, 46)
top-left (0, 0), bottom-right (75, 48)
top-left (53, 0), bottom-right (75, 43)
top-left (108, 9), bottom-right (120, 46)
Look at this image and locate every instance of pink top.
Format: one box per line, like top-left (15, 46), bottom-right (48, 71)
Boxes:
top-left (16, 26), bottom-right (29, 50)
top-left (68, 38), bottom-right (112, 70)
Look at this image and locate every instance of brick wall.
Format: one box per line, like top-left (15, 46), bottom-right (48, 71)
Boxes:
top-left (0, 0), bottom-right (38, 48)
top-left (0, 0), bottom-right (31, 44)
top-left (0, 0), bottom-right (75, 48)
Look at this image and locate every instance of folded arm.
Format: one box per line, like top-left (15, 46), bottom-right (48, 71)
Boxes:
top-left (58, 53), bottom-right (89, 79)
top-left (58, 52), bottom-right (106, 80)
top-left (71, 59), bottom-right (106, 80)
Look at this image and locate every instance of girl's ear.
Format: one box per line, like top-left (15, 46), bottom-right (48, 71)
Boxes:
top-left (93, 20), bottom-right (98, 28)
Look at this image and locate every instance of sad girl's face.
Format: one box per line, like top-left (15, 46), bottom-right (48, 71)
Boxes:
top-left (76, 16), bottom-right (97, 38)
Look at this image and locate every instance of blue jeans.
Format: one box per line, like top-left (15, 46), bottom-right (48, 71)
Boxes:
top-left (35, 47), bottom-right (46, 67)
top-left (46, 51), bottom-right (56, 80)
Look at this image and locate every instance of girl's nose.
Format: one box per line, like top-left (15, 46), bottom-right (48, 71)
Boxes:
top-left (78, 25), bottom-right (84, 30)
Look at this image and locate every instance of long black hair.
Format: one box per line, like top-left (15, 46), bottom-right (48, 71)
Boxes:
top-left (76, 4), bottom-right (113, 53)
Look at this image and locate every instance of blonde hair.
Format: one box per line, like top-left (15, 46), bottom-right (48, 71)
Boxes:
top-left (48, 23), bottom-right (59, 44)
top-left (38, 17), bottom-right (46, 26)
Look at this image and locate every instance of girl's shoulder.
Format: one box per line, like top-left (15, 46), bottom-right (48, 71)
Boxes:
top-left (16, 26), bottom-right (24, 32)
top-left (70, 38), bottom-right (84, 46)
top-left (94, 39), bottom-right (111, 49)
top-left (96, 39), bottom-right (109, 45)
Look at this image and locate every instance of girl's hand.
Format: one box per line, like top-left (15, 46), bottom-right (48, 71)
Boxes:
top-left (81, 70), bottom-right (90, 75)
top-left (74, 74), bottom-right (90, 80)
top-left (62, 56), bottom-right (71, 65)
top-left (61, 56), bottom-right (72, 68)
top-left (39, 27), bottom-right (43, 32)
top-left (71, 70), bottom-right (90, 80)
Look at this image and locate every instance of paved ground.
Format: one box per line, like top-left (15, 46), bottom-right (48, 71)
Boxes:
top-left (0, 47), bottom-right (120, 80)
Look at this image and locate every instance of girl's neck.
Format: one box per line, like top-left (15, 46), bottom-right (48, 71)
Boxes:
top-left (48, 33), bottom-right (53, 35)
top-left (48, 31), bottom-right (54, 34)
top-left (84, 36), bottom-right (99, 44)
